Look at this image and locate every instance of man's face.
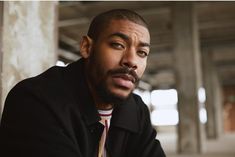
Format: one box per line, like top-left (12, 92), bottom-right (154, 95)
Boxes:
top-left (84, 19), bottom-right (150, 103)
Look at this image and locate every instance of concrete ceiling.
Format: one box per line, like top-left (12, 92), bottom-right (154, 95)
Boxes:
top-left (58, 1), bottom-right (235, 89)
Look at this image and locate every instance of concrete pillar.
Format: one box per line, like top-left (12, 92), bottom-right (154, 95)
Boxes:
top-left (0, 1), bottom-right (58, 116)
top-left (172, 2), bottom-right (204, 154)
top-left (202, 48), bottom-right (223, 139)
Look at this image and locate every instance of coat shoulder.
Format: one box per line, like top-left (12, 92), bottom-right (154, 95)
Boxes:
top-left (132, 93), bottom-right (150, 114)
top-left (10, 65), bottom-right (64, 92)
top-left (4, 65), bottom-right (69, 114)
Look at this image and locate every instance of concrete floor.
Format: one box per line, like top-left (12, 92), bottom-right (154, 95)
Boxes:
top-left (157, 130), bottom-right (235, 157)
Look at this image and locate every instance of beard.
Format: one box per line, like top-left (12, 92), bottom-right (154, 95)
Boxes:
top-left (85, 48), bottom-right (141, 105)
top-left (87, 61), bottom-right (140, 105)
top-left (96, 80), bottom-right (127, 105)
top-left (95, 67), bottom-right (140, 105)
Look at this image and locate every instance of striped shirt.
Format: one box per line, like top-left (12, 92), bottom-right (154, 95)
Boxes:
top-left (98, 109), bottom-right (113, 157)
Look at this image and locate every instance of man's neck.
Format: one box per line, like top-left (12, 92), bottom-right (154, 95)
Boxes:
top-left (91, 89), bottom-right (113, 110)
top-left (86, 77), bottom-right (113, 110)
top-left (96, 103), bottom-right (113, 110)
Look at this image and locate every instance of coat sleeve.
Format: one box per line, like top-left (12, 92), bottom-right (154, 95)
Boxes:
top-left (130, 96), bottom-right (166, 157)
top-left (0, 81), bottom-right (81, 157)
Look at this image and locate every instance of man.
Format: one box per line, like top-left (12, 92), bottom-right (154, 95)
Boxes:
top-left (0, 9), bottom-right (165, 157)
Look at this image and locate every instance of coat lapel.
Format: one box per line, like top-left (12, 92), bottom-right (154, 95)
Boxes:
top-left (63, 59), bottom-right (103, 156)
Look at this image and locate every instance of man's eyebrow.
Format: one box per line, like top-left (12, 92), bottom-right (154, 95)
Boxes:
top-left (139, 42), bottom-right (150, 48)
top-left (108, 32), bottom-right (130, 41)
top-left (108, 32), bottom-right (150, 48)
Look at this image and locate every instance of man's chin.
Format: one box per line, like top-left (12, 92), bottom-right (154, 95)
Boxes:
top-left (113, 91), bottom-right (131, 100)
top-left (98, 88), bottom-right (132, 104)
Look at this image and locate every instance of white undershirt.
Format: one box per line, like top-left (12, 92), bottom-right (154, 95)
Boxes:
top-left (98, 109), bottom-right (113, 157)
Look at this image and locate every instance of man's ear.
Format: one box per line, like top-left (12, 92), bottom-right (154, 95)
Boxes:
top-left (79, 36), bottom-right (93, 58)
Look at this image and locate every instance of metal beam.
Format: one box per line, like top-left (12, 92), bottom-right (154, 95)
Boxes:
top-left (59, 18), bottom-right (89, 27)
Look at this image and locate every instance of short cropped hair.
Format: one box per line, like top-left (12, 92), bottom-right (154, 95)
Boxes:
top-left (87, 9), bottom-right (149, 41)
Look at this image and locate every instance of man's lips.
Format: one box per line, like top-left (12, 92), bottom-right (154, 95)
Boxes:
top-left (113, 74), bottom-right (136, 83)
top-left (108, 66), bottom-right (139, 89)
top-left (108, 67), bottom-right (139, 83)
top-left (112, 74), bottom-right (135, 89)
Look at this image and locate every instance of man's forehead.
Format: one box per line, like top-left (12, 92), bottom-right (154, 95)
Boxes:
top-left (104, 19), bottom-right (150, 43)
top-left (107, 19), bottom-right (149, 32)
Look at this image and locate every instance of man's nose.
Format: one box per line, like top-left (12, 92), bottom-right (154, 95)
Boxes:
top-left (120, 48), bottom-right (138, 70)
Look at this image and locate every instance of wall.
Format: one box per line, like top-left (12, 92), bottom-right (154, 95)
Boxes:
top-left (0, 1), bottom-right (58, 115)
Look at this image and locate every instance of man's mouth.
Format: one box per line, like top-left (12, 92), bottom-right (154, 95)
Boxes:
top-left (112, 74), bottom-right (135, 89)
top-left (108, 67), bottom-right (139, 89)
top-left (113, 74), bottom-right (136, 83)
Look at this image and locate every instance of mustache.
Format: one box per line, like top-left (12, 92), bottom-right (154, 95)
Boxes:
top-left (108, 67), bottom-right (139, 84)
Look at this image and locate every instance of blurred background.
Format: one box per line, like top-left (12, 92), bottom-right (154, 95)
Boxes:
top-left (0, 1), bottom-right (235, 157)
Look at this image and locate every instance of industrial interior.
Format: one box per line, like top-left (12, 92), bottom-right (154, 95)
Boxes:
top-left (1, 1), bottom-right (235, 157)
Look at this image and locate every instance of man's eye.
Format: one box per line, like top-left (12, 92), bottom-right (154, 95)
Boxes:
top-left (110, 42), bottom-right (125, 50)
top-left (137, 51), bottom-right (148, 58)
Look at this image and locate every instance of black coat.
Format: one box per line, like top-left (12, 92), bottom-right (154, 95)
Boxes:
top-left (0, 59), bottom-right (165, 157)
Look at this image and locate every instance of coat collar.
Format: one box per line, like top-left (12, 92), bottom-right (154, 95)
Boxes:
top-left (111, 95), bottom-right (139, 133)
top-left (64, 59), bottom-right (139, 133)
